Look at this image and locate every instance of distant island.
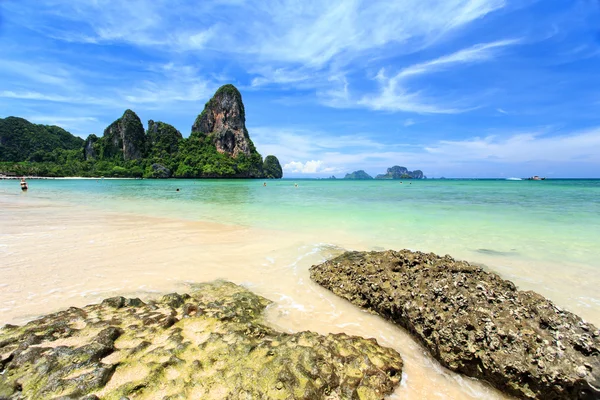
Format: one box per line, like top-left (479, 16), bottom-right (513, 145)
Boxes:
top-left (344, 170), bottom-right (373, 180)
top-left (344, 166), bottom-right (425, 180)
top-left (0, 85), bottom-right (282, 179)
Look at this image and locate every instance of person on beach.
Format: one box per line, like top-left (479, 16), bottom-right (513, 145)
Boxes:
top-left (20, 178), bottom-right (28, 191)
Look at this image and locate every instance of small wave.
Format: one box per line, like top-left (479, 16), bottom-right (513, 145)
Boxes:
top-left (476, 248), bottom-right (518, 256)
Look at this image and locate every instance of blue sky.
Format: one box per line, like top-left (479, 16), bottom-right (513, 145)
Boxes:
top-left (1, 0), bottom-right (599, 178)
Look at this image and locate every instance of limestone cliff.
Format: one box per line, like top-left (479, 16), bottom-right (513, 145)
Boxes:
top-left (376, 165), bottom-right (425, 179)
top-left (146, 120), bottom-right (182, 155)
top-left (263, 155), bottom-right (283, 179)
top-left (191, 84), bottom-right (254, 158)
top-left (344, 170), bottom-right (373, 180)
top-left (83, 134), bottom-right (98, 160)
top-left (102, 110), bottom-right (146, 160)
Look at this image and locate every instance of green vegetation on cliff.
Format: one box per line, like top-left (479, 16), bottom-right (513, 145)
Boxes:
top-left (375, 165), bottom-right (425, 179)
top-left (0, 117), bottom-right (84, 162)
top-left (0, 85), bottom-right (283, 179)
top-left (263, 155), bottom-right (283, 179)
top-left (344, 170), bottom-right (373, 180)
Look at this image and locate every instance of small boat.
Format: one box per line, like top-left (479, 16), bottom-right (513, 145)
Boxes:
top-left (527, 176), bottom-right (545, 181)
top-left (506, 177), bottom-right (522, 181)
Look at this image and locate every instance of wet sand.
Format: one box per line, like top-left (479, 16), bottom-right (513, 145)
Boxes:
top-left (0, 196), bottom-right (557, 399)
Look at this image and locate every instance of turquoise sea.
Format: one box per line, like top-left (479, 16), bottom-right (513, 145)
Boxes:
top-left (3, 178), bottom-right (599, 258)
top-left (3, 178), bottom-right (599, 316)
top-left (1, 178), bottom-right (599, 399)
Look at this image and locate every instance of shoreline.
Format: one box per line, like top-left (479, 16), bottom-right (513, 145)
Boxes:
top-left (0, 176), bottom-right (138, 180)
top-left (2, 183), bottom-right (599, 398)
top-left (0, 194), bottom-right (513, 399)
top-left (2, 199), bottom-right (597, 399)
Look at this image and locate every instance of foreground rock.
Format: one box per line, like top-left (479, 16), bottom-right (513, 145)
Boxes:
top-left (310, 250), bottom-right (600, 400)
top-left (0, 281), bottom-right (402, 400)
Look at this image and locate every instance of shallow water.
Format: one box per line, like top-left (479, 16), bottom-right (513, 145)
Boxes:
top-left (1, 178), bottom-right (599, 399)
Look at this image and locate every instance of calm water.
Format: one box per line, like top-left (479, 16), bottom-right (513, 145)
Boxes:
top-left (4, 178), bottom-right (600, 259)
top-left (1, 178), bottom-right (599, 399)
top-left (3, 178), bottom-right (600, 309)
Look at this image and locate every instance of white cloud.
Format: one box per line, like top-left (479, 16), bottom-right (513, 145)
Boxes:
top-left (3, 0), bottom-right (511, 115)
top-left (23, 116), bottom-right (100, 136)
top-left (0, 60), bottom-right (72, 86)
top-left (243, 0), bottom-right (506, 66)
top-left (123, 63), bottom-right (216, 104)
top-left (424, 128), bottom-right (600, 163)
top-left (396, 39), bottom-right (520, 79)
top-left (254, 124), bottom-right (600, 177)
top-left (357, 39), bottom-right (519, 113)
top-left (0, 90), bottom-right (116, 107)
top-left (251, 68), bottom-right (312, 88)
top-left (15, 0), bottom-right (506, 66)
top-left (284, 160), bottom-right (334, 174)
top-left (404, 119), bottom-right (416, 126)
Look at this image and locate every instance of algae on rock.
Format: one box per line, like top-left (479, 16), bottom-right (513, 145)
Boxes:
top-left (0, 281), bottom-right (403, 400)
top-left (310, 250), bottom-right (600, 400)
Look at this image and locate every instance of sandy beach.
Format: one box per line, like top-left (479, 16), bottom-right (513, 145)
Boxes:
top-left (2, 178), bottom-right (600, 399)
top-left (1, 194), bottom-right (514, 399)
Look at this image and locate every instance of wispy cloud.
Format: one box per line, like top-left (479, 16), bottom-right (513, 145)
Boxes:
top-left (284, 160), bottom-right (337, 174)
top-left (357, 39), bottom-right (519, 114)
top-left (122, 63), bottom-right (217, 104)
top-left (23, 116), bottom-right (100, 134)
top-left (0, 60), bottom-right (72, 86)
top-left (250, 68), bottom-right (313, 88)
top-left (243, 0), bottom-right (506, 66)
top-left (253, 124), bottom-right (600, 177)
top-left (425, 128), bottom-right (600, 163)
top-left (396, 39), bottom-right (520, 79)
top-left (6, 1), bottom-right (506, 64)
top-left (1, 0), bottom-right (511, 117)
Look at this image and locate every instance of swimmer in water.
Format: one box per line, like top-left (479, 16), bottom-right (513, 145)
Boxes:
top-left (263, 182), bottom-right (267, 187)
top-left (20, 178), bottom-right (28, 191)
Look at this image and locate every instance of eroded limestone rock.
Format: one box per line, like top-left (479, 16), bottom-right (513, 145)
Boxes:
top-left (310, 250), bottom-right (600, 400)
top-left (191, 84), bottom-right (253, 158)
top-left (0, 281), bottom-right (402, 400)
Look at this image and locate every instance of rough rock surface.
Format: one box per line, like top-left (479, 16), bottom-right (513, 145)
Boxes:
top-left (0, 281), bottom-right (403, 400)
top-left (310, 250), bottom-right (600, 400)
top-left (149, 163), bottom-right (171, 179)
top-left (103, 110), bottom-right (146, 160)
top-left (191, 85), bottom-right (255, 158)
top-left (83, 134), bottom-right (98, 160)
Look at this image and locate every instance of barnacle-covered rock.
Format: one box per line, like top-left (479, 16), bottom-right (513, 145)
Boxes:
top-left (0, 281), bottom-right (403, 399)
